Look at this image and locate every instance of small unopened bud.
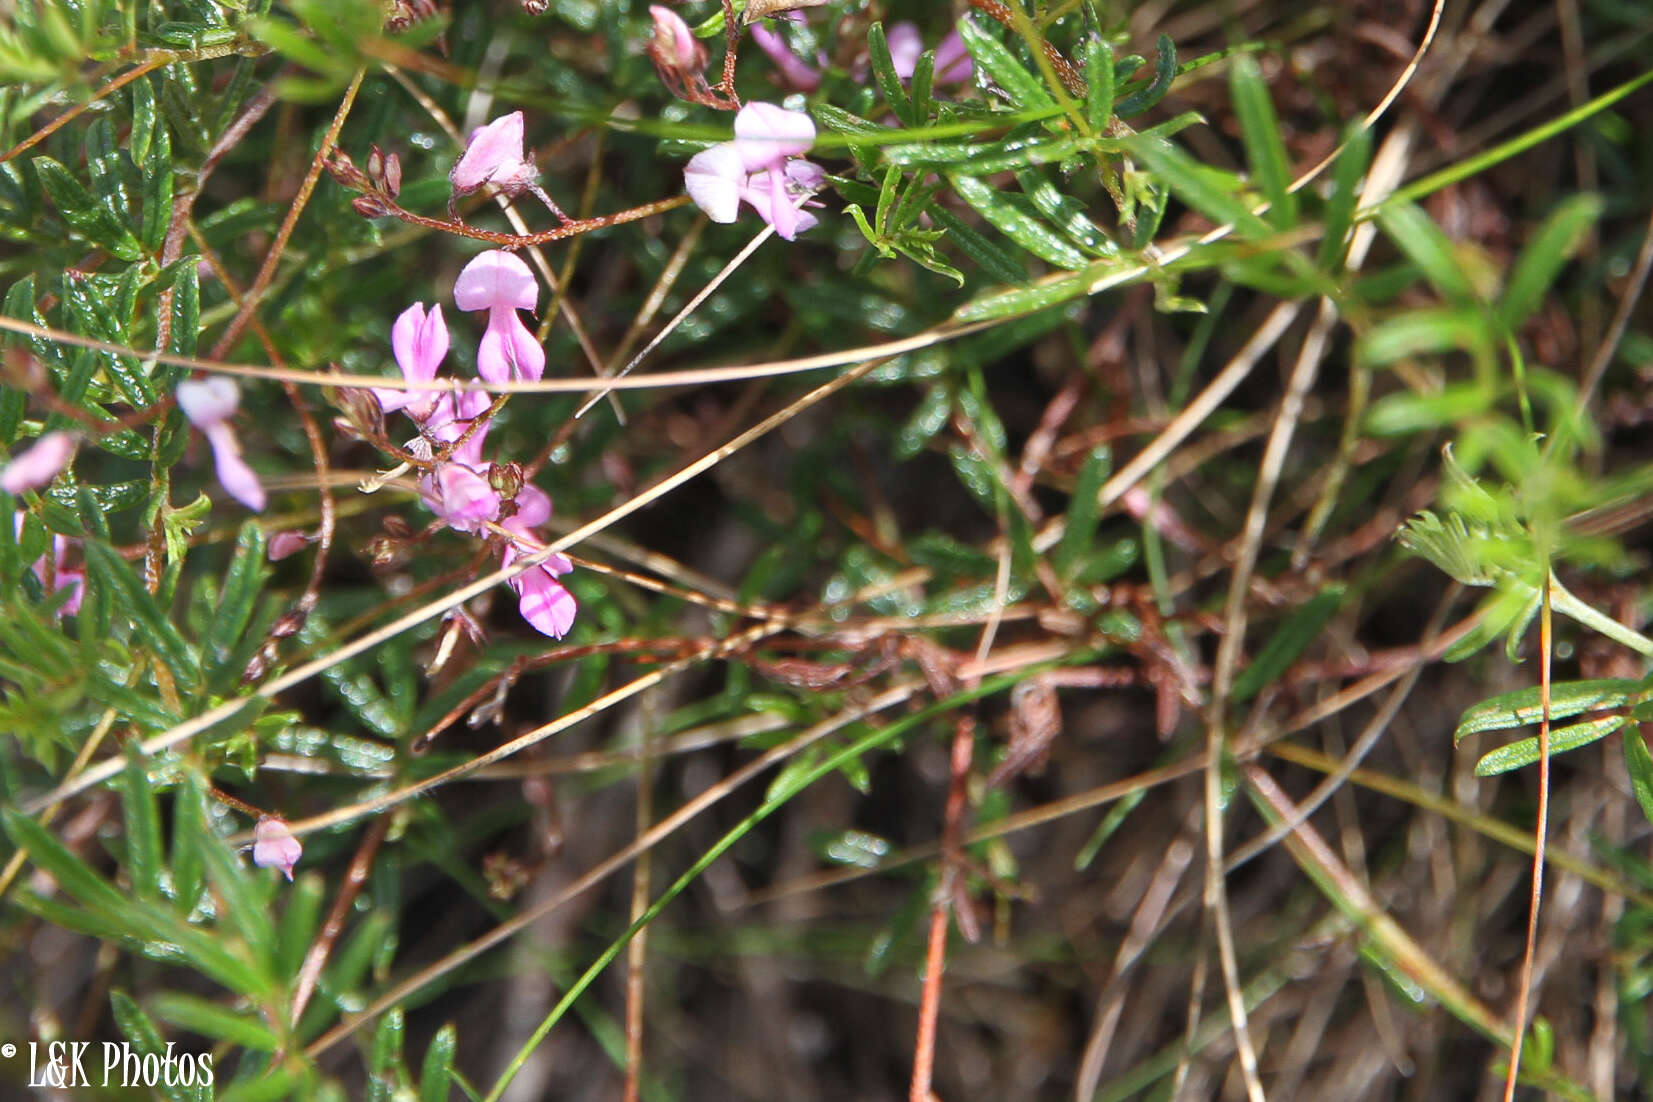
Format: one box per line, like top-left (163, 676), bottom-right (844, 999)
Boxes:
top-left (352, 194), bottom-right (392, 219)
top-left (252, 817), bottom-right (302, 881)
top-left (332, 386), bottom-right (385, 440)
top-left (367, 533), bottom-right (411, 570)
top-left (270, 607), bottom-right (308, 639)
top-left (382, 515), bottom-right (414, 539)
top-left (325, 149), bottom-right (368, 190)
top-left (488, 461), bottom-right (524, 499)
top-left (383, 151), bottom-right (402, 198)
top-left (366, 144), bottom-right (385, 184)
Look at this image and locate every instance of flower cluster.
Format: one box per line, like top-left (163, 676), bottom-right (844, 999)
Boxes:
top-left (375, 248), bottom-right (576, 639)
top-left (683, 102), bottom-right (825, 240)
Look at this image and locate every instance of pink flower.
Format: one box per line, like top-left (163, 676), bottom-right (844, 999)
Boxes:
top-left (683, 103), bottom-right (825, 241)
top-left (374, 302), bottom-right (449, 421)
top-left (881, 24), bottom-right (973, 85)
top-left (447, 112), bottom-right (570, 223)
top-left (423, 389), bottom-right (494, 468)
top-left (14, 512), bottom-right (83, 617)
top-left (419, 462), bottom-right (500, 533)
top-left (453, 251), bottom-right (546, 384)
top-left (649, 5), bottom-right (705, 75)
top-left (750, 22), bottom-right (822, 92)
top-left (251, 817), bottom-right (302, 880)
top-left (1, 431), bottom-right (74, 494)
top-left (267, 530), bottom-right (313, 561)
top-left (501, 533), bottom-right (576, 639)
top-left (449, 112), bottom-right (540, 204)
top-left (176, 378), bottom-right (266, 512)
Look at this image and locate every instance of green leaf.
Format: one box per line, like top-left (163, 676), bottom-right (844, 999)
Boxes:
top-left (1474, 715), bottom-right (1628, 776)
top-left (140, 117), bottom-right (174, 252)
top-left (927, 205), bottom-right (1030, 286)
top-left (951, 174), bottom-right (1089, 270)
top-left (884, 134), bottom-right (1081, 174)
top-left (1115, 35), bottom-right (1177, 117)
top-left (2, 806), bottom-right (129, 913)
top-left (1358, 306), bottom-right (1494, 368)
top-left (419, 1024), bottom-right (458, 1102)
top-left (953, 267), bottom-right (1096, 322)
top-left (130, 76), bottom-right (157, 165)
top-left (1376, 201), bottom-right (1478, 302)
top-left (1454, 679), bottom-right (1638, 739)
top-left (1229, 53), bottom-right (1296, 229)
top-left (82, 541), bottom-right (200, 689)
top-left (1058, 445), bottom-right (1111, 576)
top-left (1497, 193), bottom-right (1602, 332)
top-left (182, 777), bottom-right (277, 971)
top-left (121, 751), bottom-right (164, 900)
top-left (1318, 121), bottom-right (1370, 272)
top-left (368, 1008), bottom-right (405, 1102)
top-left (956, 14), bottom-right (1055, 114)
top-left (1623, 726), bottom-right (1653, 826)
top-left (1124, 135), bottom-right (1273, 240)
top-left (1015, 168), bottom-right (1117, 256)
top-left (1084, 36), bottom-right (1115, 131)
top-left (204, 521), bottom-right (269, 686)
top-left (867, 23), bottom-right (917, 128)
top-left (1231, 587), bottom-right (1344, 705)
top-left (151, 992), bottom-right (280, 1050)
top-left (33, 156), bottom-right (144, 260)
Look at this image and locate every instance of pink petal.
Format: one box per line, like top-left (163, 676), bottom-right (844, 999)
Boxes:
top-left (740, 170), bottom-right (817, 240)
top-left (476, 308), bottom-right (546, 384)
top-left (251, 817), bottom-right (303, 880)
top-left (934, 30), bottom-right (974, 84)
top-left (52, 567), bottom-right (83, 617)
top-left (649, 5), bottom-right (701, 69)
top-left (512, 566), bottom-right (577, 638)
top-left (380, 302), bottom-right (449, 416)
top-left (425, 390), bottom-right (494, 466)
top-left (1, 431), bottom-right (74, 494)
top-left (750, 24), bottom-right (822, 92)
top-left (885, 22), bottom-right (923, 81)
top-left (205, 424), bottom-right (266, 512)
top-left (176, 377), bottom-right (240, 428)
top-left (733, 102), bottom-right (816, 171)
top-left (267, 530), bottom-right (312, 561)
top-left (421, 463), bottom-right (499, 532)
top-left (513, 483), bottom-right (552, 528)
top-left (450, 112), bottom-right (529, 192)
top-left (453, 250), bottom-right (539, 314)
top-left (684, 143), bottom-right (745, 223)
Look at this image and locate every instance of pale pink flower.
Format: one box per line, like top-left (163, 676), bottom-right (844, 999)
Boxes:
top-left (649, 5), bottom-right (704, 74)
top-left (453, 251), bottom-right (546, 384)
top-left (176, 378), bottom-right (266, 512)
top-left (251, 817), bottom-right (302, 880)
top-left (419, 462), bottom-right (500, 534)
top-left (881, 24), bottom-right (973, 85)
top-left (448, 112), bottom-right (569, 222)
top-left (423, 389), bottom-right (494, 468)
top-left (14, 511), bottom-right (83, 617)
top-left (501, 536), bottom-right (576, 639)
top-left (267, 530), bottom-right (313, 561)
top-left (374, 302), bottom-right (449, 421)
top-left (750, 22), bottom-right (822, 92)
top-left (1, 431), bottom-right (74, 494)
top-left (449, 112), bottom-right (539, 204)
top-left (684, 103), bottom-right (824, 240)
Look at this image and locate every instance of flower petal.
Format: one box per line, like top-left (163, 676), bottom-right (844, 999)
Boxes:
top-left (176, 377), bottom-right (240, 428)
top-left (252, 817), bottom-right (303, 880)
top-left (1, 431), bottom-right (74, 494)
top-left (453, 250), bottom-right (539, 313)
top-left (512, 566), bottom-right (577, 638)
top-left (733, 101), bottom-right (816, 171)
top-left (476, 309), bottom-right (546, 384)
top-left (750, 23), bottom-right (822, 92)
top-left (684, 143), bottom-right (745, 223)
top-left (450, 112), bottom-right (529, 192)
top-left (205, 424), bottom-right (266, 512)
top-left (885, 22), bottom-right (923, 81)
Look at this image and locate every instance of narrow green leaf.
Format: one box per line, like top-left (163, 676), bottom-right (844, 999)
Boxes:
top-left (951, 174), bottom-right (1090, 270)
top-left (1454, 678), bottom-right (1637, 739)
top-left (1317, 121), bottom-right (1370, 272)
top-left (2, 806), bottom-right (128, 912)
top-left (130, 76), bottom-right (157, 165)
top-left (182, 777), bottom-right (277, 971)
top-left (151, 992), bottom-right (279, 1050)
top-left (1623, 726), bottom-right (1653, 826)
top-left (1115, 35), bottom-right (1177, 117)
top-left (884, 134), bottom-right (1080, 173)
top-left (1474, 715), bottom-right (1628, 776)
top-left (1230, 53), bottom-right (1296, 228)
top-left (122, 751), bottom-right (164, 900)
top-left (1231, 587), bottom-right (1345, 705)
top-left (34, 156), bottom-right (143, 260)
top-left (1357, 306), bottom-right (1493, 368)
top-left (1376, 200), bottom-right (1478, 302)
top-left (1058, 445), bottom-right (1111, 575)
top-left (1125, 136), bottom-right (1273, 239)
top-left (953, 267), bottom-right (1098, 321)
top-left (956, 14), bottom-right (1055, 114)
top-left (82, 541), bottom-right (200, 689)
top-left (928, 205), bottom-right (1029, 286)
top-left (204, 521), bottom-right (269, 685)
top-left (867, 23), bottom-right (917, 128)
top-left (1015, 168), bottom-right (1117, 257)
top-left (1497, 193), bottom-right (1602, 331)
top-left (910, 49), bottom-right (935, 123)
top-left (140, 118), bottom-right (174, 253)
top-left (419, 1024), bottom-right (458, 1102)
top-left (1085, 36), bottom-right (1114, 131)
